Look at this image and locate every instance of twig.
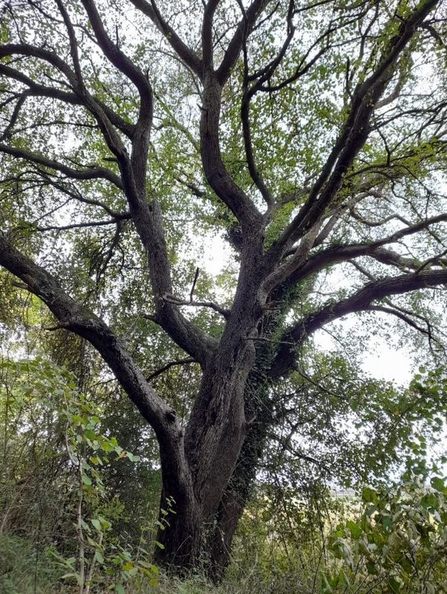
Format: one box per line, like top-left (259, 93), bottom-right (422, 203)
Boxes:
top-left (244, 335), bottom-right (295, 346)
top-left (141, 312), bottom-right (160, 324)
top-left (147, 357), bottom-right (196, 382)
top-left (43, 323), bottom-right (70, 331)
top-left (162, 293), bottom-right (230, 318)
top-left (190, 267), bottom-right (199, 302)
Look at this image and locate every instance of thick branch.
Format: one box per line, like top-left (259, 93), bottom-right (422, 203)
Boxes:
top-left (282, 212), bottom-right (447, 290)
top-left (0, 231), bottom-right (174, 439)
top-left (0, 230), bottom-right (199, 516)
top-left (200, 72), bottom-right (263, 230)
top-left (0, 46), bottom-right (132, 162)
top-left (202, 0), bottom-right (220, 71)
top-left (0, 63), bottom-right (135, 138)
top-left (0, 43), bottom-right (80, 86)
top-left (123, 200), bottom-right (219, 366)
top-left (269, 268), bottom-right (447, 378)
top-left (81, 0), bottom-right (152, 100)
top-left (80, 0), bottom-right (153, 186)
top-left (0, 143), bottom-right (124, 189)
top-left (147, 357), bottom-right (196, 382)
top-left (216, 0), bottom-right (273, 85)
top-left (35, 219), bottom-right (127, 232)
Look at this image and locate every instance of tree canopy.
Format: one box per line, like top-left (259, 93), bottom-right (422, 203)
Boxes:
top-left (1, 0), bottom-right (447, 579)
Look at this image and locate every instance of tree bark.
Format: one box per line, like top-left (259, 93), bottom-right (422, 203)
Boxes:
top-left (207, 414), bottom-right (270, 580)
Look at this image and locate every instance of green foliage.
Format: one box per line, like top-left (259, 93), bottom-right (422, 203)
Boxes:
top-left (59, 391), bottom-right (158, 591)
top-left (2, 306), bottom-right (447, 593)
top-left (0, 355), bottom-right (160, 593)
top-left (262, 354), bottom-right (447, 495)
top-left (324, 475), bottom-right (447, 593)
top-left (0, 534), bottom-right (63, 594)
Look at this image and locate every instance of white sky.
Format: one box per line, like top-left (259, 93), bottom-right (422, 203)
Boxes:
top-left (360, 342), bottom-right (413, 385)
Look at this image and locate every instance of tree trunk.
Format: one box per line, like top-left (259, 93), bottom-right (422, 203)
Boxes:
top-left (152, 323), bottom-right (260, 573)
top-left (153, 486), bottom-right (202, 569)
top-left (207, 375), bottom-right (273, 580)
top-left (152, 358), bottom-right (275, 579)
top-left (150, 377), bottom-right (243, 565)
top-left (151, 273), bottom-right (287, 578)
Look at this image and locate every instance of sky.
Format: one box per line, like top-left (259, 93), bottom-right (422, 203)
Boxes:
top-left (360, 342), bottom-right (413, 385)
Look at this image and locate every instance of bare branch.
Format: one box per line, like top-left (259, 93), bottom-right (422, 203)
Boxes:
top-left (240, 15), bottom-right (274, 209)
top-left (0, 43), bottom-right (80, 87)
top-left (202, 0), bottom-right (221, 71)
top-left (128, 0), bottom-right (203, 77)
top-left (190, 267), bottom-right (200, 302)
top-left (0, 231), bottom-right (176, 440)
top-left (32, 175), bottom-right (130, 220)
top-left (55, 0), bottom-right (84, 88)
top-left (267, 0), bottom-right (440, 260)
top-left (162, 293), bottom-right (230, 319)
top-left (147, 357), bottom-right (197, 382)
top-left (79, 0), bottom-right (153, 186)
top-left (35, 219), bottom-right (127, 232)
top-left (0, 142), bottom-right (124, 189)
top-left (81, 0), bottom-right (152, 100)
top-left (0, 48), bottom-right (132, 163)
top-left (216, 0), bottom-right (273, 85)
top-left (0, 63), bottom-right (135, 137)
top-left (368, 305), bottom-right (432, 339)
top-left (281, 212), bottom-right (447, 290)
top-left (200, 74), bottom-right (263, 228)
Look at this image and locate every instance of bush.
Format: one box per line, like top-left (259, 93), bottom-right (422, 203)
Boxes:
top-left (324, 475), bottom-right (447, 593)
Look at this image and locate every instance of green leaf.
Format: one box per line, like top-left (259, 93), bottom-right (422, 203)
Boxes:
top-left (387, 576), bottom-right (402, 593)
top-left (61, 572), bottom-right (82, 583)
top-left (431, 476), bottom-right (446, 493)
top-left (346, 520), bottom-right (362, 539)
top-left (382, 515), bottom-right (394, 532)
top-left (421, 493), bottom-right (439, 510)
top-left (321, 573), bottom-right (334, 594)
top-left (362, 486), bottom-right (378, 504)
top-left (87, 536), bottom-right (98, 548)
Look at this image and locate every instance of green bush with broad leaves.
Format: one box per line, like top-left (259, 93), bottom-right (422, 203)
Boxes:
top-left (323, 474), bottom-right (447, 593)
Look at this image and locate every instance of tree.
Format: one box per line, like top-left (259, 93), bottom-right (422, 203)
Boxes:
top-left (1, 0), bottom-right (447, 578)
